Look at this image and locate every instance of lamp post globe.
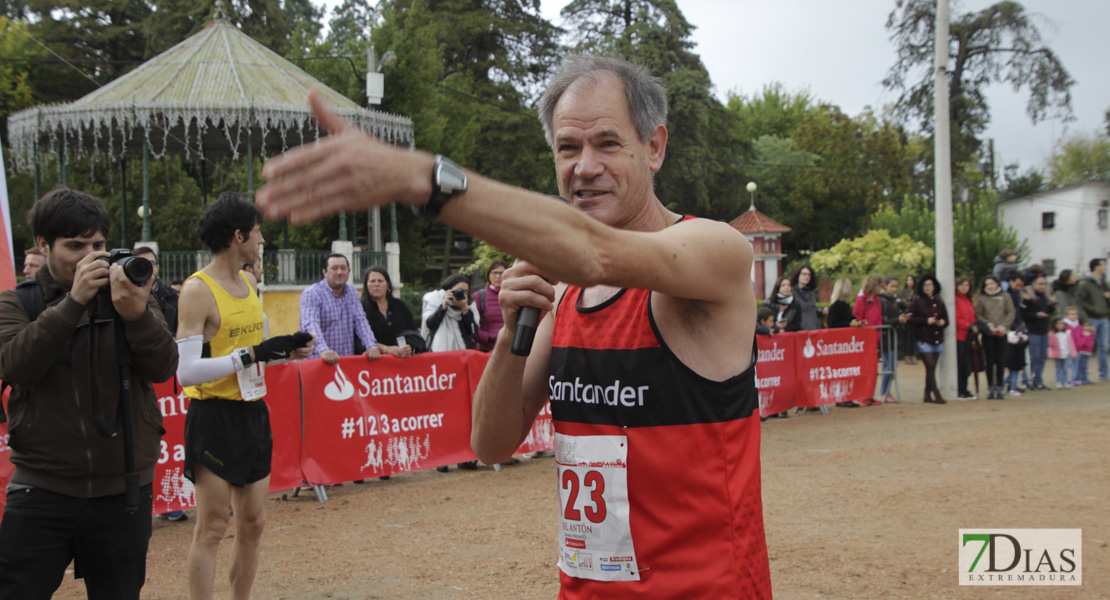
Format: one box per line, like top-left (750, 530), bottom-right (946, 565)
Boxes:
top-left (746, 182), bottom-right (757, 194)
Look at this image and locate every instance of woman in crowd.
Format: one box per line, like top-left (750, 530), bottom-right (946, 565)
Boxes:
top-left (472, 260), bottom-right (507, 352)
top-left (827, 278), bottom-right (862, 328)
top-left (764, 276), bottom-right (802, 332)
top-left (878, 276), bottom-right (910, 403)
top-left (953, 276), bottom-right (979, 400)
top-left (849, 275), bottom-right (884, 407)
top-left (974, 275), bottom-right (1015, 399)
top-left (360, 266), bottom-right (417, 358)
top-left (789, 264), bottom-right (826, 330)
top-left (421, 273), bottom-right (480, 352)
top-left (1051, 269), bottom-right (1079, 318)
top-left (898, 274), bottom-right (918, 365)
top-left (908, 275), bottom-right (949, 404)
top-left (422, 273), bottom-right (480, 471)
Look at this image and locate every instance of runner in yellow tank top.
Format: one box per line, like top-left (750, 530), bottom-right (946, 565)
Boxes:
top-left (174, 193), bottom-right (314, 600)
top-left (183, 270), bottom-right (265, 402)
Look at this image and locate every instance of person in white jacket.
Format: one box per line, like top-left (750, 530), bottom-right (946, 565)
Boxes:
top-left (421, 273), bottom-right (479, 352)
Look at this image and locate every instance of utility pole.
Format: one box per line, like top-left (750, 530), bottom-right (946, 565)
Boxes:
top-left (934, 0), bottom-right (957, 400)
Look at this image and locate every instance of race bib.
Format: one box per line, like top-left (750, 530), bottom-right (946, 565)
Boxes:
top-left (555, 433), bottom-right (640, 582)
top-left (237, 362), bottom-right (266, 401)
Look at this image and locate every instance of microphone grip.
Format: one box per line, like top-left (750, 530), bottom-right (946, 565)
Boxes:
top-left (510, 307), bottom-right (541, 356)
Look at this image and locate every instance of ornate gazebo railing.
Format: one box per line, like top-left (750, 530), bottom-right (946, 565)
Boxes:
top-left (160, 249), bottom-right (388, 286)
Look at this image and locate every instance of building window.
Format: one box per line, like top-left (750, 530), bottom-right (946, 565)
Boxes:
top-left (1041, 212), bottom-right (1055, 229)
top-left (1099, 209), bottom-right (1108, 229)
top-left (1042, 259), bottom-right (1055, 277)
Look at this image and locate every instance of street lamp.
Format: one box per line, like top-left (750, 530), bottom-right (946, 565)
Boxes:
top-left (365, 46), bottom-right (400, 250)
top-left (746, 181), bottom-right (757, 211)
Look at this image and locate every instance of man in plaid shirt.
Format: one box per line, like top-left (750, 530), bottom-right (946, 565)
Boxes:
top-left (299, 254), bottom-right (381, 365)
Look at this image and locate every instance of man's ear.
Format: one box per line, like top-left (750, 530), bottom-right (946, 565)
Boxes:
top-left (36, 236), bottom-right (49, 257)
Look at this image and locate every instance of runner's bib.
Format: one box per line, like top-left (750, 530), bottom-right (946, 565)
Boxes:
top-left (237, 362), bottom-right (266, 401)
top-left (555, 433), bottom-right (640, 582)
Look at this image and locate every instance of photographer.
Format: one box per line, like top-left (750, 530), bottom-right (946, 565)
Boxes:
top-left (421, 273), bottom-right (479, 352)
top-left (0, 188), bottom-right (178, 599)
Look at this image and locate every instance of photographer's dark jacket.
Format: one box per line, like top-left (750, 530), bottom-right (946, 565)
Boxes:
top-left (0, 267), bottom-right (178, 498)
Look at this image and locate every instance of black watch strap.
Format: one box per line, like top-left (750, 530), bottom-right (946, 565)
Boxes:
top-left (418, 155), bottom-right (468, 217)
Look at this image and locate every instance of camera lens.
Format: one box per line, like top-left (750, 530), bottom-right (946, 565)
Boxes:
top-left (117, 256), bottom-right (153, 287)
top-left (452, 289), bottom-right (465, 301)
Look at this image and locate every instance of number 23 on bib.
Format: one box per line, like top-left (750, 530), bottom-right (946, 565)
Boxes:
top-left (556, 433), bottom-right (640, 582)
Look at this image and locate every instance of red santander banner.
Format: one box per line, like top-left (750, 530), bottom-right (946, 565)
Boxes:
top-left (755, 333), bottom-right (797, 417)
top-left (151, 363), bottom-right (304, 514)
top-left (299, 352), bottom-right (476, 484)
top-left (793, 328), bottom-right (878, 407)
top-left (465, 351), bottom-right (553, 455)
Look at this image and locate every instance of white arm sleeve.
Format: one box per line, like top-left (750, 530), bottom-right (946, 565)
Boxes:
top-left (176, 335), bottom-right (245, 388)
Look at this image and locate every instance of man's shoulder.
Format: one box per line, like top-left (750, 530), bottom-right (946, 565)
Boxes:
top-left (301, 279), bottom-right (328, 298)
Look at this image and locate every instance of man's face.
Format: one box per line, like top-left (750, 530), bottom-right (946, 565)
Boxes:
top-left (885, 280), bottom-right (900, 295)
top-left (324, 257), bottom-right (350, 290)
top-left (1010, 277), bottom-right (1024, 291)
top-left (1032, 276), bottom-right (1046, 294)
top-left (22, 253), bottom-right (44, 279)
top-left (234, 223), bottom-right (264, 263)
top-left (40, 231), bottom-right (107, 290)
top-left (552, 72), bottom-right (666, 227)
top-left (136, 251), bottom-right (160, 280)
top-left (1095, 260), bottom-right (1106, 277)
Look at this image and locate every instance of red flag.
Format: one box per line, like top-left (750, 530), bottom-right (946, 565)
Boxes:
top-left (0, 139), bottom-right (17, 290)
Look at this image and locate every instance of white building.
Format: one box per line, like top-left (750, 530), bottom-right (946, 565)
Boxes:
top-left (998, 181), bottom-right (1110, 277)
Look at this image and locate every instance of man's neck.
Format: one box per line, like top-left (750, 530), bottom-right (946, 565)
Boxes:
top-left (327, 282), bottom-right (346, 296)
top-left (207, 252), bottom-right (247, 285)
top-left (615, 195), bottom-right (679, 233)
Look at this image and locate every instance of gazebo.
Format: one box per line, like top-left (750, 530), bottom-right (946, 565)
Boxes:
top-left (6, 9), bottom-right (413, 269)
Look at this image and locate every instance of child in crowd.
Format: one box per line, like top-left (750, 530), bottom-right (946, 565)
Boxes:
top-left (756, 306), bottom-right (778, 336)
top-left (1047, 317), bottom-right (1076, 389)
top-left (1069, 315), bottom-right (1095, 385)
top-left (1005, 329), bottom-right (1029, 396)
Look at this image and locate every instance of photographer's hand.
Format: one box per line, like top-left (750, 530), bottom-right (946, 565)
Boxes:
top-left (109, 264), bottom-right (155, 320)
top-left (69, 251), bottom-right (110, 305)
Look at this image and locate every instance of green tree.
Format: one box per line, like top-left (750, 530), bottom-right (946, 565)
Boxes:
top-left (884, 0), bottom-right (1074, 172)
top-left (870, 192), bottom-right (1028, 282)
top-left (779, 105), bottom-right (912, 252)
top-left (809, 229), bottom-right (935, 283)
top-left (1046, 132), bottom-right (1110, 187)
top-left (726, 82), bottom-right (814, 142)
top-left (998, 163), bottom-right (1045, 199)
top-left (0, 17), bottom-right (41, 128)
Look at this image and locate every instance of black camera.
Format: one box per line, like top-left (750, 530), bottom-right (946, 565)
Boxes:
top-left (93, 249), bottom-right (153, 320)
top-left (451, 288), bottom-right (467, 301)
top-left (98, 249), bottom-right (153, 287)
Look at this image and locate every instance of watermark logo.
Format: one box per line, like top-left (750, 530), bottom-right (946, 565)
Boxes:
top-left (324, 366), bottom-right (355, 401)
top-left (959, 529), bottom-right (1081, 586)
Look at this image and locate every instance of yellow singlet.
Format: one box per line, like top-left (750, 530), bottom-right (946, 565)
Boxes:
top-left (183, 271), bottom-right (265, 401)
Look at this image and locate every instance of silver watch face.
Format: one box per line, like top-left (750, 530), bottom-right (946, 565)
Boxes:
top-left (437, 159), bottom-right (467, 194)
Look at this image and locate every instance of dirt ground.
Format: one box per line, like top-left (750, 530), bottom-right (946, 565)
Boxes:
top-left (53, 362), bottom-right (1108, 599)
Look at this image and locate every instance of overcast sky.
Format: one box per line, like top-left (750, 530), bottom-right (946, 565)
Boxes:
top-left (322, 0), bottom-right (1108, 173)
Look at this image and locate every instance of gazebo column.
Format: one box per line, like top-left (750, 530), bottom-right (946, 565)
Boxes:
top-left (141, 130), bottom-right (152, 242)
top-left (33, 136), bottom-right (40, 201)
top-left (59, 134), bottom-right (67, 186)
top-left (246, 125), bottom-right (253, 195)
top-left (120, 157), bottom-right (128, 248)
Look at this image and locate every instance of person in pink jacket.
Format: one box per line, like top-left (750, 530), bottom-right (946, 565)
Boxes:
top-left (1064, 306), bottom-right (1096, 385)
top-left (1047, 317), bottom-right (1077, 388)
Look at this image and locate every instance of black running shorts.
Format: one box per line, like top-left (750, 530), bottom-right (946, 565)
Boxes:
top-left (183, 398), bottom-right (272, 487)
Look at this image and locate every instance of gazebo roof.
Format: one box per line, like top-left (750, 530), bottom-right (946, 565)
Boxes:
top-left (6, 16), bottom-right (413, 170)
top-left (728, 206), bottom-right (791, 235)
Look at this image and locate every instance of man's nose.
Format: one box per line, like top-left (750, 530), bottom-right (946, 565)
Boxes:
top-left (574, 147), bottom-right (604, 179)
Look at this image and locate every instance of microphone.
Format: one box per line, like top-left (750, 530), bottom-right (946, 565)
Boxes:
top-left (510, 195), bottom-right (566, 357)
top-left (510, 306), bottom-right (540, 356)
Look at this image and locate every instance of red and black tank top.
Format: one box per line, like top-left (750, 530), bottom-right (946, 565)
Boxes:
top-left (550, 282), bottom-right (772, 599)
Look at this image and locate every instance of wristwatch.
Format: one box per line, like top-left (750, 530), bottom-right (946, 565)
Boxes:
top-left (417, 155), bottom-right (468, 217)
top-left (236, 347), bottom-right (254, 370)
